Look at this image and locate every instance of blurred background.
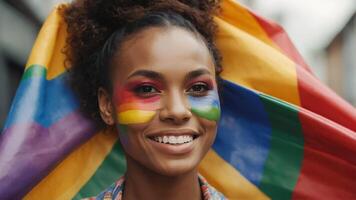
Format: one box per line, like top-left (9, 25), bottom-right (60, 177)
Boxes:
top-left (1, 0), bottom-right (355, 129)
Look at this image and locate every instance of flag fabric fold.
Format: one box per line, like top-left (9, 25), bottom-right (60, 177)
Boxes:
top-left (1, 0), bottom-right (355, 199)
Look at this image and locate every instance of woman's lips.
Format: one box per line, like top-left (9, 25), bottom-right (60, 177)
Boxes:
top-left (146, 129), bottom-right (200, 155)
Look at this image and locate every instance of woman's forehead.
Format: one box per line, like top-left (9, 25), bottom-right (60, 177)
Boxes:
top-left (111, 26), bottom-right (215, 82)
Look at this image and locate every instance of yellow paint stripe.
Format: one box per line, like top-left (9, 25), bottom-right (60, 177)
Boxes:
top-left (24, 129), bottom-right (118, 200)
top-left (118, 110), bottom-right (156, 124)
top-left (25, 5), bottom-right (67, 80)
top-left (218, 0), bottom-right (276, 49)
top-left (199, 150), bottom-right (270, 200)
top-left (216, 17), bottom-right (301, 106)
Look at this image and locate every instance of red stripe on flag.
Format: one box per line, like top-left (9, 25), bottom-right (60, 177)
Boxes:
top-left (297, 66), bottom-right (356, 131)
top-left (293, 108), bottom-right (356, 199)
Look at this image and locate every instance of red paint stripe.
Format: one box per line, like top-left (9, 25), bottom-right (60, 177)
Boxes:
top-left (115, 90), bottom-right (160, 105)
top-left (250, 11), bottom-right (313, 73)
top-left (292, 107), bottom-right (356, 199)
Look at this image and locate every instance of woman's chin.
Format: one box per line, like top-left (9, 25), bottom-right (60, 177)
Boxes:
top-left (151, 159), bottom-right (200, 177)
top-left (147, 142), bottom-right (207, 177)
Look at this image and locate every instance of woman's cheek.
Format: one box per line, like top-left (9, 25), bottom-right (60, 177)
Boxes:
top-left (188, 90), bottom-right (221, 121)
top-left (115, 92), bottom-right (161, 146)
top-left (114, 88), bottom-right (161, 125)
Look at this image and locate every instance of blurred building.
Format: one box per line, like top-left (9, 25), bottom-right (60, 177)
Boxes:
top-left (326, 13), bottom-right (356, 106)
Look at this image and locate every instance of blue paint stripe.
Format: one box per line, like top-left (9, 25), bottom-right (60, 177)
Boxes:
top-left (213, 80), bottom-right (272, 186)
top-left (4, 71), bottom-right (78, 129)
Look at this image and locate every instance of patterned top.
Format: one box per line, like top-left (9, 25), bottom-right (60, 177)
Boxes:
top-left (83, 175), bottom-right (227, 200)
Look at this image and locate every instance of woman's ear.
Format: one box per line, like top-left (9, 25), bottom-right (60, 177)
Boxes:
top-left (98, 87), bottom-right (115, 125)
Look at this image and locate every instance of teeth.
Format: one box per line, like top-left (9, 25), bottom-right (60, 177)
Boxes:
top-left (163, 136), bottom-right (168, 143)
top-left (177, 136), bottom-right (183, 144)
top-left (152, 135), bottom-right (194, 145)
top-left (169, 136), bottom-right (176, 144)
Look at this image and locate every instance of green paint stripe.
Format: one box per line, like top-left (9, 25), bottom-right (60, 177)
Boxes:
top-left (22, 65), bottom-right (47, 80)
top-left (191, 107), bottom-right (221, 121)
top-left (73, 141), bottom-right (127, 199)
top-left (258, 94), bottom-right (304, 200)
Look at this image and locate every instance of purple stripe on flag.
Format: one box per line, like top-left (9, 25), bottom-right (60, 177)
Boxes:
top-left (0, 111), bottom-right (97, 199)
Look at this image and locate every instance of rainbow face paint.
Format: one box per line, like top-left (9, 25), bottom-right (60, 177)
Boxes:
top-left (114, 77), bottom-right (221, 124)
top-left (114, 81), bottom-right (161, 125)
top-left (188, 89), bottom-right (221, 121)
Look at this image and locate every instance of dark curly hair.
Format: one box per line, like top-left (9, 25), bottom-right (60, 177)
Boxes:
top-left (62, 0), bottom-right (222, 128)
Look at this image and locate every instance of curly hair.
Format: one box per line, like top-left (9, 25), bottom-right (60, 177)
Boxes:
top-left (62, 0), bottom-right (222, 128)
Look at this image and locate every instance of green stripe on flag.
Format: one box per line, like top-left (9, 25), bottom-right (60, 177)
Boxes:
top-left (22, 65), bottom-right (47, 80)
top-left (258, 94), bottom-right (304, 200)
top-left (73, 141), bottom-right (127, 199)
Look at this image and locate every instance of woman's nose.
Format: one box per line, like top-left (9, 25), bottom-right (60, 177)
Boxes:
top-left (159, 89), bottom-right (192, 124)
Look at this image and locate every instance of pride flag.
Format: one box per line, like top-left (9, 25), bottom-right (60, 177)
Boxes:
top-left (1, 0), bottom-right (355, 199)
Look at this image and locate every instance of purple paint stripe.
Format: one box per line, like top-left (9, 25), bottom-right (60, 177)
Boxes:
top-left (0, 110), bottom-right (97, 199)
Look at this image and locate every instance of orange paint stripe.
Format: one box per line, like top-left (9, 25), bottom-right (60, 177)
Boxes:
top-left (118, 102), bottom-right (159, 112)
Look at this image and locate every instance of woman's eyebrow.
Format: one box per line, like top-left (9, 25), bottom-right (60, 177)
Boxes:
top-left (127, 69), bottom-right (164, 80)
top-left (185, 68), bottom-right (212, 82)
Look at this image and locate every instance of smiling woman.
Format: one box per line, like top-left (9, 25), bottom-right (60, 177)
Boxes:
top-left (63, 0), bottom-right (225, 200)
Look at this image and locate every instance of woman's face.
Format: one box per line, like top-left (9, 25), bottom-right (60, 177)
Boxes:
top-left (100, 27), bottom-right (220, 176)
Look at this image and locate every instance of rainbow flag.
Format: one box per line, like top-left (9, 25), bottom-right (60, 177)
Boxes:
top-left (1, 0), bottom-right (355, 199)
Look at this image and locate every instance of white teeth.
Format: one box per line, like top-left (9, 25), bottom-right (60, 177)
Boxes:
top-left (163, 136), bottom-right (168, 143)
top-left (177, 136), bottom-right (183, 144)
top-left (169, 136), bottom-right (176, 144)
top-left (152, 135), bottom-right (194, 145)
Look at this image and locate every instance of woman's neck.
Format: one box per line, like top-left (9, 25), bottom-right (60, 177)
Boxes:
top-left (123, 158), bottom-right (202, 200)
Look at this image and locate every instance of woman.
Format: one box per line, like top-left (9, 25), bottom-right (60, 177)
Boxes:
top-left (63, 0), bottom-right (225, 199)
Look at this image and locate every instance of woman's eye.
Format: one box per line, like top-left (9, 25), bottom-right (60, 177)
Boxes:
top-left (187, 83), bottom-right (210, 96)
top-left (134, 85), bottom-right (160, 97)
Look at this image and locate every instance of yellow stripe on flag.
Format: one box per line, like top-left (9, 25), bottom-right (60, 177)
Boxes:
top-left (25, 5), bottom-right (67, 80)
top-left (24, 130), bottom-right (117, 200)
top-left (218, 0), bottom-right (276, 48)
top-left (199, 150), bottom-right (270, 200)
top-left (216, 17), bottom-right (301, 106)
